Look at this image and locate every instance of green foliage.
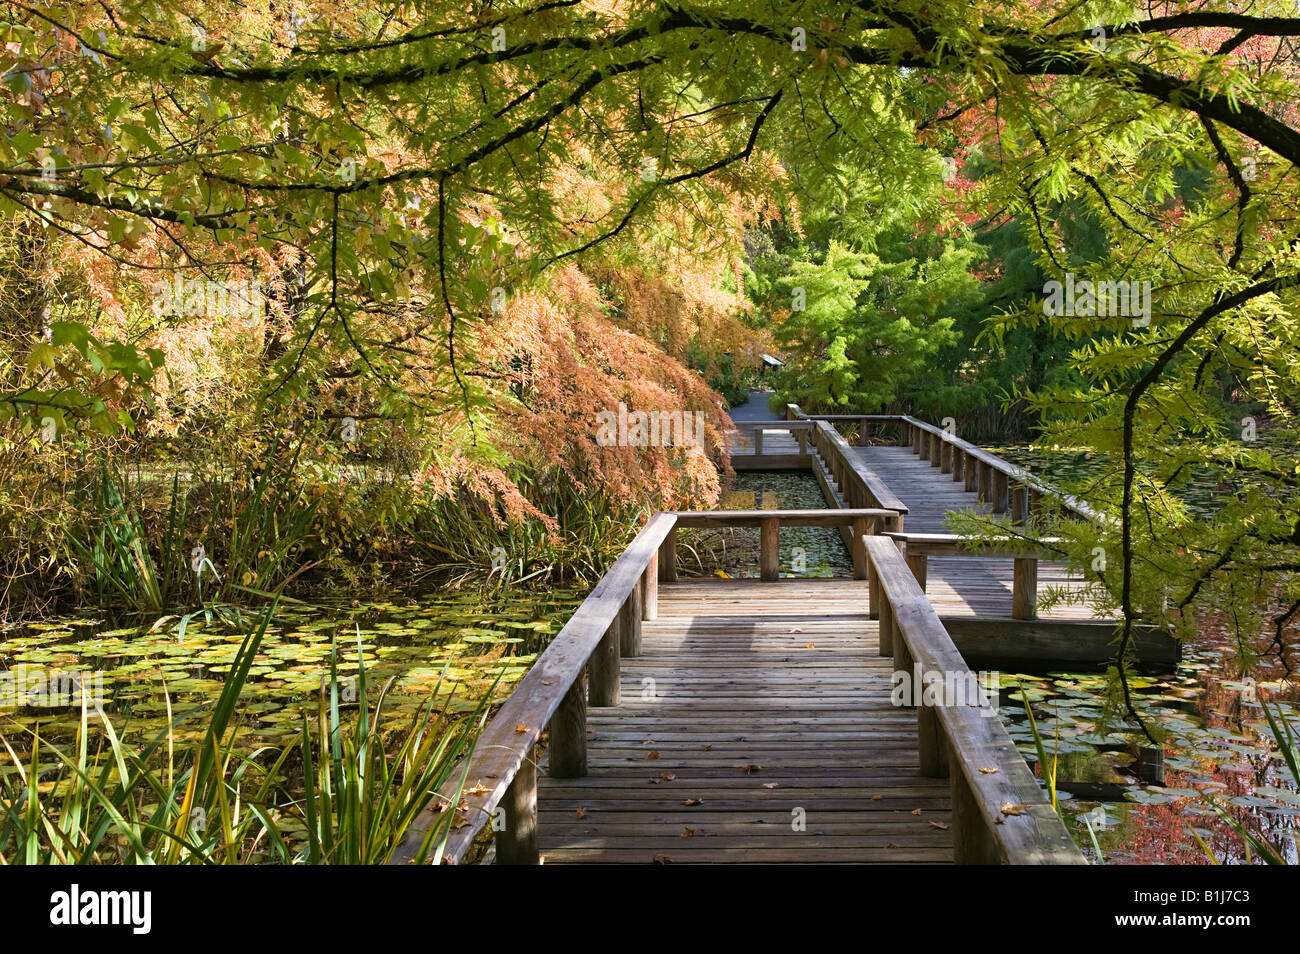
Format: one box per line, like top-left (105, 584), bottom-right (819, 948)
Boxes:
top-left (0, 607), bottom-right (488, 864)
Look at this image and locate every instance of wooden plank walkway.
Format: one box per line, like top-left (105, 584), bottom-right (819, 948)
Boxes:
top-left (535, 579), bottom-right (953, 863)
top-left (851, 445), bottom-right (1102, 621)
top-left (395, 408), bottom-right (1093, 866)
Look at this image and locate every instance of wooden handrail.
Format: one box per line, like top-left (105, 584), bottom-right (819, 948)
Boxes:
top-left (664, 508), bottom-right (900, 582)
top-left (863, 535), bottom-right (1087, 865)
top-left (883, 531), bottom-right (1063, 559)
top-left (390, 512), bottom-right (676, 865)
top-left (883, 531), bottom-right (1065, 620)
top-left (673, 508), bottom-right (898, 527)
top-left (729, 419), bottom-right (814, 430)
top-left (897, 415), bottom-right (1107, 525)
top-left (786, 403), bottom-right (1105, 526)
top-left (809, 419), bottom-right (909, 515)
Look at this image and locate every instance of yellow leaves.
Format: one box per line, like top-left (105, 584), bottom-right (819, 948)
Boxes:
top-left (911, 808), bottom-right (922, 816)
top-left (979, 766), bottom-right (999, 774)
top-left (574, 808), bottom-right (587, 819)
top-left (645, 749), bottom-right (659, 760)
top-left (1000, 802), bottom-right (1026, 816)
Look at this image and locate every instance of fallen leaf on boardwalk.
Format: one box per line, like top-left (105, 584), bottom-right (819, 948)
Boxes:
top-left (659, 771), bottom-right (676, 781)
top-left (514, 724), bottom-right (527, 733)
top-left (575, 808), bottom-right (587, 819)
top-left (871, 794), bottom-right (883, 801)
top-left (653, 855), bottom-right (673, 864)
top-left (928, 821), bottom-right (949, 830)
top-left (642, 739), bottom-right (656, 745)
top-left (911, 808), bottom-right (922, 815)
top-left (887, 842), bottom-right (899, 849)
top-left (683, 798), bottom-right (703, 806)
top-left (465, 782), bottom-right (491, 795)
top-left (804, 643), bottom-right (816, 649)
top-left (994, 816), bottom-right (1005, 825)
top-left (762, 782), bottom-right (779, 789)
top-left (646, 750), bottom-right (660, 760)
top-left (1000, 802), bottom-right (1026, 816)
top-left (789, 627), bottom-right (804, 633)
top-left (743, 764), bottom-right (762, 774)
top-left (701, 744), bottom-right (712, 751)
top-left (979, 766), bottom-right (998, 774)
top-left (541, 680), bottom-right (553, 686)
top-left (681, 826), bottom-right (695, 838)
top-left (586, 729), bottom-right (595, 735)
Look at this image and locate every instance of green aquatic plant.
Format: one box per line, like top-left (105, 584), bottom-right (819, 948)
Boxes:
top-left (0, 607), bottom-right (488, 864)
top-left (292, 631), bottom-right (493, 865)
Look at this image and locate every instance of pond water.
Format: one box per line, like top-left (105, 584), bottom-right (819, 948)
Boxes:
top-left (705, 470), bottom-right (853, 577)
top-left (0, 589), bottom-right (585, 772)
top-left (988, 443), bottom-right (1300, 863)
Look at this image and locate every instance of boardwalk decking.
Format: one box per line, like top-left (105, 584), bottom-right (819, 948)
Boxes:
top-left (536, 580), bottom-right (953, 863)
top-left (851, 445), bottom-right (1102, 621)
top-left (399, 403), bottom-right (1097, 866)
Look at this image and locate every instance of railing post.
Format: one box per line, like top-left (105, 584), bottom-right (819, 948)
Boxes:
top-left (621, 579), bottom-right (643, 656)
top-left (898, 422), bottom-right (910, 447)
top-left (643, 551), bottom-right (658, 621)
top-left (876, 585), bottom-right (894, 656)
top-left (951, 772), bottom-right (1000, 865)
top-left (1011, 486), bottom-right (1029, 524)
top-left (894, 619), bottom-right (915, 707)
top-left (754, 427), bottom-right (764, 456)
top-left (977, 461), bottom-right (990, 502)
top-left (918, 708), bottom-right (949, 778)
top-left (952, 446), bottom-right (965, 482)
top-left (940, 441), bottom-right (953, 474)
top-left (858, 417), bottom-right (870, 446)
top-left (659, 527), bottom-right (677, 583)
top-left (549, 670), bottom-right (588, 778)
top-left (1012, 557), bottom-right (1038, 619)
top-left (851, 515), bottom-right (869, 581)
top-left (866, 515), bottom-right (882, 619)
top-left (796, 428), bottom-right (808, 457)
top-left (589, 613), bottom-right (622, 707)
top-left (917, 428), bottom-right (928, 459)
top-left (495, 749), bottom-right (538, 865)
top-left (930, 432), bottom-right (941, 467)
top-left (965, 453), bottom-right (979, 493)
top-left (991, 470), bottom-right (1009, 513)
top-left (760, 517), bottom-right (780, 581)
top-left (906, 551), bottom-right (928, 591)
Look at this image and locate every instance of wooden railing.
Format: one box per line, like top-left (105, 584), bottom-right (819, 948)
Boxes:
top-left (665, 508), bottom-right (901, 583)
top-left (390, 512), bottom-right (676, 865)
top-left (728, 419), bottom-right (813, 456)
top-left (863, 534), bottom-right (1087, 865)
top-left (897, 416), bottom-right (1105, 525)
top-left (884, 531), bottom-right (1063, 620)
top-left (786, 404), bottom-right (1103, 525)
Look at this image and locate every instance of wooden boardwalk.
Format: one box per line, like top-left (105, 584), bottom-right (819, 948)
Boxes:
top-left (536, 580), bottom-right (953, 863)
top-left (394, 410), bottom-right (1105, 866)
top-left (851, 445), bottom-right (1101, 622)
